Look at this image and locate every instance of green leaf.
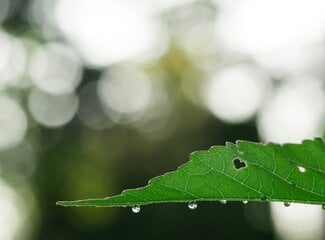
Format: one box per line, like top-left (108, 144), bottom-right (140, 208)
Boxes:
top-left (57, 138), bottom-right (325, 208)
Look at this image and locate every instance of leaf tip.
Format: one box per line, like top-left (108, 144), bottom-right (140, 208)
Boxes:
top-left (56, 200), bottom-right (77, 207)
top-left (56, 201), bottom-right (65, 206)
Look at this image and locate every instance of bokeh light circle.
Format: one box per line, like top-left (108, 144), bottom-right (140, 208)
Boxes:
top-left (271, 203), bottom-right (324, 240)
top-left (0, 179), bottom-right (22, 240)
top-left (258, 79), bottom-right (325, 143)
top-left (78, 82), bottom-right (115, 130)
top-left (29, 42), bottom-right (82, 95)
top-left (28, 88), bottom-right (79, 128)
top-left (202, 64), bottom-right (269, 123)
top-left (54, 0), bottom-right (163, 66)
top-left (216, 0), bottom-right (325, 55)
top-left (0, 95), bottom-right (27, 151)
top-left (98, 66), bottom-right (152, 120)
top-left (0, 31), bottom-right (27, 90)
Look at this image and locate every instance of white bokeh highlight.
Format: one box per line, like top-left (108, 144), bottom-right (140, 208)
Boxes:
top-left (0, 179), bottom-right (23, 240)
top-left (98, 66), bottom-right (152, 122)
top-left (216, 0), bottom-right (325, 76)
top-left (216, 0), bottom-right (325, 55)
top-left (258, 79), bottom-right (325, 143)
top-left (29, 42), bottom-right (82, 94)
top-left (78, 82), bottom-right (115, 130)
top-left (54, 0), bottom-right (166, 66)
top-left (28, 88), bottom-right (79, 128)
top-left (0, 31), bottom-right (26, 90)
top-left (203, 64), bottom-right (269, 123)
top-left (0, 95), bottom-right (27, 151)
top-left (271, 203), bottom-right (324, 240)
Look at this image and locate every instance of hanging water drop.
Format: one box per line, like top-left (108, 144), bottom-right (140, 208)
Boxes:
top-left (284, 202), bottom-right (290, 207)
top-left (188, 201), bottom-right (197, 210)
top-left (242, 200), bottom-right (248, 204)
top-left (261, 195), bottom-right (268, 201)
top-left (219, 200), bottom-right (227, 204)
top-left (322, 204), bottom-right (325, 210)
top-left (131, 205), bottom-right (141, 213)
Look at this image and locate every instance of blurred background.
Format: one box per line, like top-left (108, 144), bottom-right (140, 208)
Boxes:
top-left (0, 0), bottom-right (324, 239)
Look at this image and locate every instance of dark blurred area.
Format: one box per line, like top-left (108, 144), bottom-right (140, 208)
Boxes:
top-left (0, 0), bottom-right (324, 239)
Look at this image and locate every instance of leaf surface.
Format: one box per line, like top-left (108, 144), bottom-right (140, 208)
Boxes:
top-left (57, 138), bottom-right (325, 207)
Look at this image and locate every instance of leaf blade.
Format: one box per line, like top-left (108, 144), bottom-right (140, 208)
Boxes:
top-left (57, 138), bottom-right (325, 207)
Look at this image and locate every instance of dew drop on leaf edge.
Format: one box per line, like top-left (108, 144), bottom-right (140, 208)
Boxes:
top-left (261, 196), bottom-right (268, 201)
top-left (219, 200), bottom-right (227, 204)
top-left (242, 200), bottom-right (248, 204)
top-left (188, 201), bottom-right (197, 210)
top-left (322, 204), bottom-right (325, 210)
top-left (131, 205), bottom-right (141, 213)
top-left (283, 202), bottom-right (290, 207)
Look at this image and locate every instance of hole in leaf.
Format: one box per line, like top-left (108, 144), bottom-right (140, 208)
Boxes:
top-left (297, 166), bottom-right (306, 173)
top-left (233, 158), bottom-right (246, 169)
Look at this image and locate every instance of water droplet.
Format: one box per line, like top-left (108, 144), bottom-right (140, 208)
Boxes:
top-left (219, 200), bottom-right (227, 204)
top-left (298, 166), bottom-right (306, 173)
top-left (322, 204), bottom-right (325, 210)
top-left (261, 196), bottom-right (268, 201)
top-left (242, 200), bottom-right (248, 204)
top-left (284, 202), bottom-right (290, 207)
top-left (131, 205), bottom-right (141, 213)
top-left (188, 201), bottom-right (197, 210)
